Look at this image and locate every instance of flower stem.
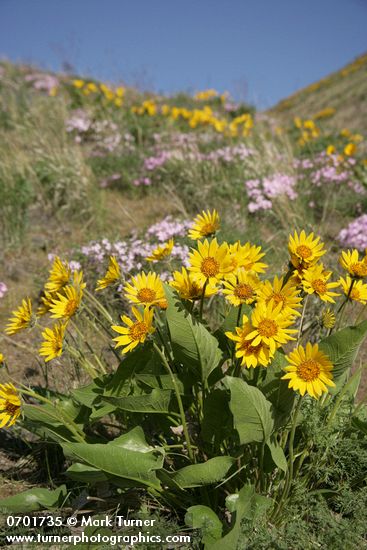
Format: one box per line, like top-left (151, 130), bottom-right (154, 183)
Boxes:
top-left (153, 342), bottom-right (194, 462)
top-left (199, 280), bottom-right (208, 321)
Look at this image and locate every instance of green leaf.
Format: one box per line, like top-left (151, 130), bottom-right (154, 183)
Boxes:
top-left (319, 320), bottom-right (367, 380)
top-left (223, 376), bottom-right (274, 444)
top-left (102, 389), bottom-right (173, 414)
top-left (23, 404), bottom-right (80, 443)
top-left (201, 388), bottom-right (233, 445)
top-left (165, 286), bottom-right (222, 381)
top-left (66, 463), bottom-right (108, 483)
top-left (266, 440), bottom-right (287, 472)
top-left (62, 427), bottom-right (164, 490)
top-left (0, 485), bottom-right (67, 513)
top-left (170, 457), bottom-right (235, 489)
top-left (185, 505), bottom-right (223, 546)
top-left (260, 351), bottom-right (295, 428)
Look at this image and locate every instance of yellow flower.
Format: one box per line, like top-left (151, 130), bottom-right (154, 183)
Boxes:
top-left (38, 290), bottom-right (57, 316)
top-left (339, 276), bottom-right (367, 305)
top-left (5, 298), bottom-right (34, 335)
top-left (39, 322), bottom-right (67, 362)
top-left (124, 272), bottom-right (165, 307)
top-left (225, 314), bottom-right (274, 368)
top-left (339, 249), bottom-right (367, 278)
top-left (115, 87), bottom-right (125, 98)
top-left (146, 239), bottom-right (174, 262)
top-left (326, 145), bottom-right (336, 155)
top-left (86, 82), bottom-right (98, 93)
top-left (288, 230), bottom-right (326, 270)
top-left (45, 257), bottom-right (71, 293)
top-left (256, 276), bottom-right (302, 315)
top-left (49, 285), bottom-right (83, 320)
top-left (188, 209), bottom-right (220, 240)
top-left (188, 238), bottom-right (233, 286)
top-left (245, 301), bottom-right (297, 355)
top-left (114, 98), bottom-right (123, 107)
top-left (96, 256), bottom-right (121, 290)
top-left (302, 264), bottom-right (340, 303)
top-left (73, 79), bottom-right (84, 88)
top-left (222, 270), bottom-right (260, 306)
top-left (344, 143), bottom-right (357, 156)
top-left (170, 267), bottom-right (217, 300)
top-left (112, 307), bottom-right (155, 353)
top-left (229, 242), bottom-right (268, 274)
top-left (0, 383), bottom-right (21, 428)
top-left (0, 353), bottom-right (4, 365)
top-left (282, 342), bottom-right (335, 399)
top-left (320, 308), bottom-right (336, 329)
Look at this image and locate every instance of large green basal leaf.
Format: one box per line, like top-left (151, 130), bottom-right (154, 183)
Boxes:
top-left (0, 485), bottom-right (67, 513)
top-left (223, 376), bottom-right (274, 444)
top-left (165, 286), bottom-right (222, 381)
top-left (23, 403), bottom-right (81, 443)
top-left (319, 320), bottom-right (367, 380)
top-left (63, 427), bottom-right (164, 490)
top-left (102, 388), bottom-right (173, 414)
top-left (185, 505), bottom-right (223, 546)
top-left (170, 456), bottom-right (235, 489)
top-left (260, 351), bottom-right (295, 428)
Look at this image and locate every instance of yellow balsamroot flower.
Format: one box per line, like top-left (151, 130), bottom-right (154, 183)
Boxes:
top-left (229, 242), bottom-right (268, 275)
top-left (326, 145), bottom-right (336, 155)
top-left (5, 298), bottom-right (34, 335)
top-left (339, 276), bottom-right (367, 305)
top-left (302, 264), bottom-right (340, 303)
top-left (96, 256), bottom-right (121, 290)
top-left (73, 79), bottom-right (84, 88)
top-left (225, 314), bottom-right (274, 368)
top-left (49, 284), bottom-right (83, 320)
top-left (245, 301), bottom-right (297, 355)
top-left (0, 383), bottom-right (21, 428)
top-left (344, 143), bottom-right (357, 156)
top-left (256, 276), bottom-right (302, 316)
top-left (146, 239), bottom-right (174, 262)
top-left (188, 238), bottom-right (233, 286)
top-left (282, 342), bottom-right (335, 399)
top-left (340, 249), bottom-right (367, 278)
top-left (288, 230), bottom-right (326, 270)
top-left (124, 272), bottom-right (165, 307)
top-left (320, 308), bottom-right (336, 329)
top-left (112, 307), bottom-right (155, 354)
top-left (0, 353), bottom-right (4, 366)
top-left (39, 322), bottom-right (68, 362)
top-left (38, 290), bottom-right (57, 316)
top-left (170, 267), bottom-right (217, 300)
top-left (45, 257), bottom-right (72, 293)
top-left (188, 209), bottom-right (220, 240)
top-left (86, 82), bottom-right (98, 93)
top-left (222, 270), bottom-right (260, 306)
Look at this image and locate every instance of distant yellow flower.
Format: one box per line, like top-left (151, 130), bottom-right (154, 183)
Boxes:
top-left (245, 301), bottom-right (297, 355)
top-left (39, 322), bottom-right (67, 362)
top-left (288, 230), bottom-right (326, 270)
top-left (222, 270), bottom-right (260, 306)
top-left (340, 128), bottom-right (351, 138)
top-left (225, 314), bottom-right (274, 368)
top-left (326, 145), bottom-right (336, 155)
top-left (294, 117), bottom-right (302, 128)
top-left (114, 98), bottom-right (123, 107)
top-left (86, 82), bottom-right (98, 93)
top-left (124, 272), bottom-right (165, 307)
top-left (112, 307), bottom-right (155, 353)
top-left (73, 79), bottom-right (84, 88)
top-left (302, 264), bottom-right (340, 303)
top-left (146, 239), bottom-right (174, 262)
top-left (50, 285), bottom-right (83, 320)
top-left (45, 257), bottom-right (71, 293)
top-left (320, 308), bottom-right (336, 329)
top-left (340, 249), bottom-right (367, 278)
top-left (188, 238), bottom-right (232, 286)
top-left (282, 342), bottom-right (335, 399)
top-left (229, 242), bottom-right (268, 274)
top-left (339, 276), bottom-right (367, 305)
top-left (115, 87), bottom-right (125, 98)
top-left (5, 298), bottom-right (34, 335)
top-left (0, 383), bottom-right (21, 428)
top-left (0, 353), bottom-right (4, 364)
top-left (96, 257), bottom-right (121, 290)
top-left (188, 210), bottom-right (220, 240)
top-left (344, 143), bottom-right (357, 156)
top-left (170, 267), bottom-right (217, 300)
top-left (256, 276), bottom-right (302, 315)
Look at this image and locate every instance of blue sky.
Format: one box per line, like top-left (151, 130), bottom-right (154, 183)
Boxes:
top-left (0, 0), bottom-right (366, 107)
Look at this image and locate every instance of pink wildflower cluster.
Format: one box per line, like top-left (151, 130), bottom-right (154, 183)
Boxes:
top-left (338, 214), bottom-right (367, 251)
top-left (245, 173), bottom-right (297, 213)
top-left (0, 282), bottom-right (8, 299)
top-left (25, 72), bottom-right (59, 94)
top-left (78, 216), bottom-right (192, 281)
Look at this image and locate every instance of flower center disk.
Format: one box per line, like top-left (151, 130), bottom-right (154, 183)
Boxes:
top-left (129, 322), bottom-right (148, 341)
top-left (296, 245), bottom-right (312, 259)
top-left (137, 288), bottom-right (157, 303)
top-left (201, 257), bottom-right (220, 278)
top-left (296, 359), bottom-right (321, 381)
top-left (258, 319), bottom-right (278, 337)
top-left (234, 284), bottom-right (254, 300)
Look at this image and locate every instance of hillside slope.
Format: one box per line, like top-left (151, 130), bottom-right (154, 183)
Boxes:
top-left (269, 53), bottom-right (367, 133)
